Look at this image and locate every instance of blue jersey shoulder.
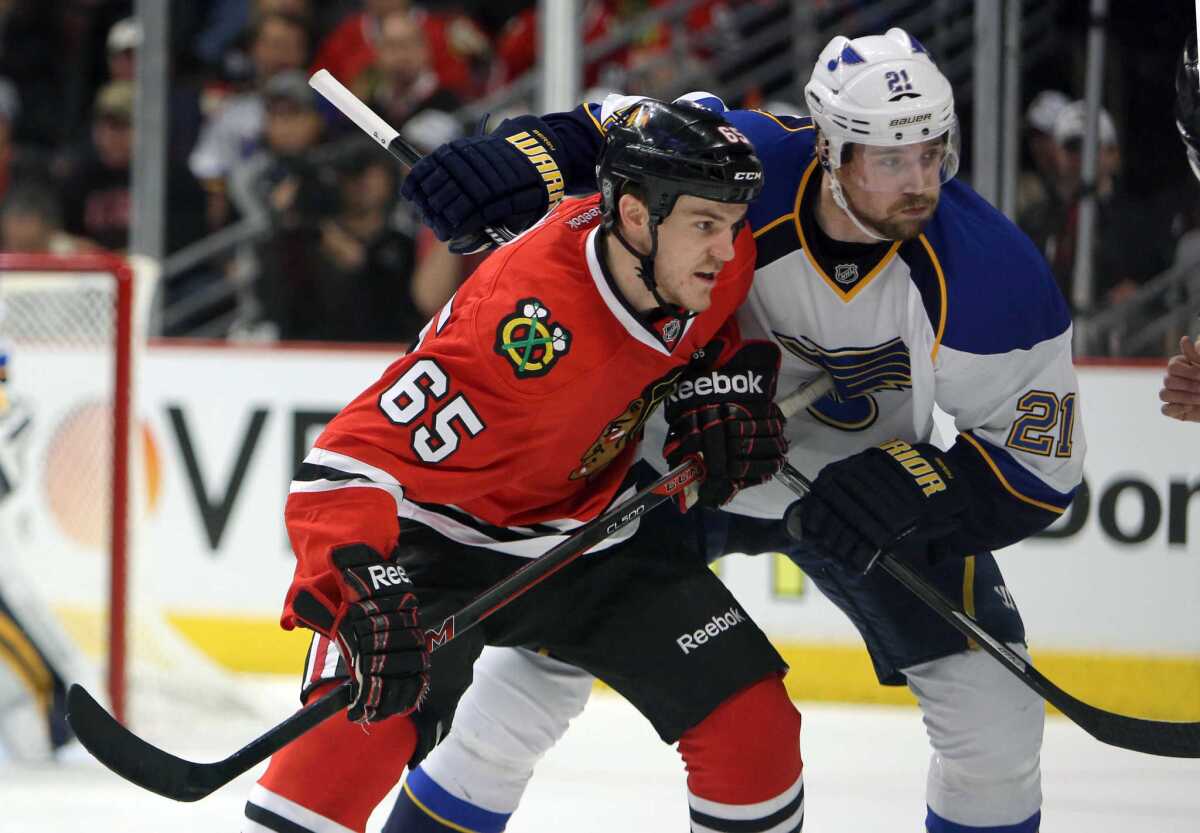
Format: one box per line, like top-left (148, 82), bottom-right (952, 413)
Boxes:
top-left (725, 110), bottom-right (818, 233)
top-left (919, 180), bottom-right (1071, 354)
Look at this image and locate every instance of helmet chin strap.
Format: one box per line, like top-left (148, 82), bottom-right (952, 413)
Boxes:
top-left (827, 173), bottom-right (892, 242)
top-left (609, 221), bottom-right (694, 322)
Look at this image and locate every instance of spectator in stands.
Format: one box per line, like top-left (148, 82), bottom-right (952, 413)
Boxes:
top-left (229, 70), bottom-right (339, 340)
top-left (59, 81), bottom-right (134, 252)
top-left (1017, 89), bottom-right (1069, 214)
top-left (494, 0), bottom-right (726, 90)
top-left (313, 0), bottom-right (490, 100)
top-left (98, 16), bottom-right (207, 174)
top-left (192, 0), bottom-right (315, 71)
top-left (59, 81), bottom-right (206, 255)
top-left (1019, 101), bottom-right (1171, 310)
top-left (0, 182), bottom-right (94, 254)
top-left (189, 11), bottom-right (312, 231)
top-left (105, 16), bottom-right (141, 83)
top-left (349, 9), bottom-right (465, 154)
top-left (315, 145), bottom-right (458, 342)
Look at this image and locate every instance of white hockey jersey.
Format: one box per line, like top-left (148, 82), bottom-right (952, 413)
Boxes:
top-left (581, 96), bottom-right (1085, 549)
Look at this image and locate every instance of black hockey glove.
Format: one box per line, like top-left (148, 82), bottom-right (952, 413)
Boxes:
top-left (663, 340), bottom-right (788, 509)
top-left (399, 115), bottom-right (567, 253)
top-left (293, 543), bottom-right (430, 723)
top-left (785, 439), bottom-right (969, 573)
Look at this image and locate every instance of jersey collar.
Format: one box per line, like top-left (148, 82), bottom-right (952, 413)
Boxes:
top-left (586, 226), bottom-right (695, 355)
top-left (795, 161), bottom-right (901, 301)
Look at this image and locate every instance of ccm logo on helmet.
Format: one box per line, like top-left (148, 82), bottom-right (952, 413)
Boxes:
top-left (671, 371), bottom-right (764, 402)
top-left (676, 606), bottom-right (746, 654)
top-left (733, 171), bottom-right (762, 180)
top-left (367, 564), bottom-right (413, 590)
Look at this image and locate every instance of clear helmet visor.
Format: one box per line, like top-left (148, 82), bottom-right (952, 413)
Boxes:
top-left (837, 124), bottom-right (960, 194)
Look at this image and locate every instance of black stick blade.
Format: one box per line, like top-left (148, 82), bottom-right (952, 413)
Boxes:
top-left (881, 556), bottom-right (1200, 760)
top-left (67, 682), bottom-right (353, 801)
top-left (1031, 668), bottom-right (1200, 758)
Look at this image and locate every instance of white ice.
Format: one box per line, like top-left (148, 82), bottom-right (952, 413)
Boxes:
top-left (3, 682), bottom-right (1198, 832)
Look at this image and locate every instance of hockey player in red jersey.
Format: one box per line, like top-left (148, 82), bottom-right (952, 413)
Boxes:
top-left (243, 100), bottom-right (805, 833)
top-left (333, 27), bottom-right (1083, 833)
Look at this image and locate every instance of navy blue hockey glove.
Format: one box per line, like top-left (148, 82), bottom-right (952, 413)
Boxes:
top-left (399, 115), bottom-right (566, 253)
top-left (785, 439), bottom-right (969, 573)
top-left (292, 543), bottom-right (430, 723)
top-left (664, 340), bottom-right (788, 509)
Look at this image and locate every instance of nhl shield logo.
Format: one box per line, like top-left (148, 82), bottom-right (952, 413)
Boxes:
top-left (662, 318), bottom-right (682, 346)
top-left (834, 263), bottom-right (859, 285)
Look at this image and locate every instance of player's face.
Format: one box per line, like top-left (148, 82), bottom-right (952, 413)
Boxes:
top-left (837, 138), bottom-right (947, 240)
top-left (652, 195), bottom-right (748, 312)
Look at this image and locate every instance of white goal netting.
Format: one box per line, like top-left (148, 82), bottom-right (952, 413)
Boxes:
top-left (0, 254), bottom-right (266, 734)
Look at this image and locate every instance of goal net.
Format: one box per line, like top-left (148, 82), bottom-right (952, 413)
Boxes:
top-left (0, 253), bottom-right (262, 733)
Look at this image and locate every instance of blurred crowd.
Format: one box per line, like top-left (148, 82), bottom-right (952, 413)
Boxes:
top-left (0, 1), bottom-right (1192, 350)
top-left (1015, 90), bottom-right (1191, 319)
top-left (0, 0), bottom-right (744, 343)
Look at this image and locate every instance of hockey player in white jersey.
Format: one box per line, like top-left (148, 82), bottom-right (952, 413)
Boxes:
top-left (243, 28), bottom-right (1084, 833)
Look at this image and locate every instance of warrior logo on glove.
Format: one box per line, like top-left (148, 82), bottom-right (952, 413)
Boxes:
top-left (786, 437), bottom-right (968, 574)
top-left (878, 439), bottom-right (949, 497)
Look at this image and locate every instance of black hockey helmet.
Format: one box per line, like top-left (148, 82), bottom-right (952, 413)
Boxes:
top-left (597, 100), bottom-right (764, 226)
top-left (1176, 33), bottom-right (1200, 178)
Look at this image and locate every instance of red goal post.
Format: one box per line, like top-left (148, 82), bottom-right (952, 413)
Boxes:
top-left (0, 253), bottom-right (149, 723)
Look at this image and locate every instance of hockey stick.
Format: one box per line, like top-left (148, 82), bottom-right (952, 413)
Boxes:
top-left (308, 68), bottom-right (516, 250)
top-left (65, 459), bottom-right (701, 801)
top-left (775, 424), bottom-right (1200, 758)
top-left (65, 379), bottom-right (830, 802)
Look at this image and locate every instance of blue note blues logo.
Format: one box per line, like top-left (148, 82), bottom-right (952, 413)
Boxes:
top-left (773, 334), bottom-right (912, 431)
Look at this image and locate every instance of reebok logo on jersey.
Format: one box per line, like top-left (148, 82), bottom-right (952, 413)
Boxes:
top-left (565, 206), bottom-right (602, 229)
top-left (506, 131), bottom-right (565, 207)
top-left (367, 564), bottom-right (412, 590)
top-left (676, 606), bottom-right (746, 654)
top-left (670, 371), bottom-right (763, 402)
top-left (878, 439), bottom-right (947, 497)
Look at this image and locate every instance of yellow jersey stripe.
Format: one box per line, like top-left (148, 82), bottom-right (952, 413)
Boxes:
top-left (960, 433), bottom-right (1068, 514)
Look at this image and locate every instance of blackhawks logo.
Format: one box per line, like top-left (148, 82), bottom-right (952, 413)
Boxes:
top-left (569, 369), bottom-right (684, 481)
top-left (494, 298), bottom-right (571, 378)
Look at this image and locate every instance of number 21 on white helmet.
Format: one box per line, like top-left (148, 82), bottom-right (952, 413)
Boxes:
top-left (804, 28), bottom-right (960, 240)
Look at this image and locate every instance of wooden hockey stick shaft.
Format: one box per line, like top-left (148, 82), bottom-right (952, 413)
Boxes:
top-left (775, 387), bottom-right (1200, 758)
top-left (65, 379), bottom-right (832, 803)
top-left (308, 68), bottom-right (515, 249)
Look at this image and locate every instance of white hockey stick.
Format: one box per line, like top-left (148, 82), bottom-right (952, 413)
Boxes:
top-left (308, 69), bottom-right (515, 249)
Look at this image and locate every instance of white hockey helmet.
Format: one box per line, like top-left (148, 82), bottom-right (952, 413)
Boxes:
top-left (804, 27), bottom-right (959, 188)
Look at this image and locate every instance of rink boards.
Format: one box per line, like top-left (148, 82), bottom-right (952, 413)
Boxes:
top-left (17, 343), bottom-right (1200, 719)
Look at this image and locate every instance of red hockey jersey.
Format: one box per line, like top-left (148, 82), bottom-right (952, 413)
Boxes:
top-left (282, 195), bottom-right (755, 628)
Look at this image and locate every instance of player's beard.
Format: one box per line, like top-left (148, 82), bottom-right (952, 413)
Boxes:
top-left (847, 190), bottom-right (938, 241)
